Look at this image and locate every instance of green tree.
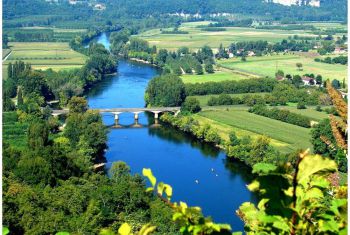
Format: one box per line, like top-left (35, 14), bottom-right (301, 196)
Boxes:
top-left (27, 121), bottom-right (49, 150)
top-left (181, 97), bottom-right (201, 113)
top-left (205, 63), bottom-right (214, 73)
top-left (68, 96), bottom-right (88, 113)
top-left (296, 62), bottom-right (303, 71)
top-left (17, 87), bottom-right (23, 106)
top-left (145, 74), bottom-right (186, 107)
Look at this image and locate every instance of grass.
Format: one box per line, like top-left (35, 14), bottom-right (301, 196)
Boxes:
top-left (189, 92), bottom-right (269, 106)
top-left (180, 67), bottom-right (255, 84)
top-left (2, 42), bottom-right (87, 78)
top-left (196, 106), bottom-right (313, 153)
top-left (218, 54), bottom-right (347, 81)
top-left (275, 105), bottom-right (331, 121)
top-left (2, 49), bottom-right (11, 59)
top-left (3, 112), bottom-right (28, 149)
top-left (136, 21), bottom-right (320, 51)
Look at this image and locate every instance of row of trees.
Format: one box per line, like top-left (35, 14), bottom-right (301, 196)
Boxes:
top-left (248, 105), bottom-right (312, 128)
top-left (185, 78), bottom-right (277, 96)
top-left (315, 55), bottom-right (348, 65)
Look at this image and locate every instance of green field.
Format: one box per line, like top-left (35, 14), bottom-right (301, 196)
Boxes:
top-left (275, 105), bottom-right (331, 121)
top-left (3, 42), bottom-right (87, 78)
top-left (3, 112), bottom-right (28, 149)
top-left (136, 21), bottom-right (320, 51)
top-left (196, 106), bottom-right (313, 153)
top-left (181, 67), bottom-right (256, 83)
top-left (218, 54), bottom-right (347, 81)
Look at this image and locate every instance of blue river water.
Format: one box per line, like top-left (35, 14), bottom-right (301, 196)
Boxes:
top-left (86, 33), bottom-right (257, 231)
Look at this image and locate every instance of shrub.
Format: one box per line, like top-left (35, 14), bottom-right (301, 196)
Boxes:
top-left (297, 102), bottom-right (306, 109)
top-left (181, 97), bottom-right (201, 113)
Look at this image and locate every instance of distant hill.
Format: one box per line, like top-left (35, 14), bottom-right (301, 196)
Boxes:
top-left (3, 0), bottom-right (347, 26)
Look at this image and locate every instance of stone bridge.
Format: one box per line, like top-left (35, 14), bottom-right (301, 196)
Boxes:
top-left (52, 107), bottom-right (181, 124)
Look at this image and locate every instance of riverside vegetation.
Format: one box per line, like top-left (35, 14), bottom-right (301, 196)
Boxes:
top-left (2, 0), bottom-right (348, 233)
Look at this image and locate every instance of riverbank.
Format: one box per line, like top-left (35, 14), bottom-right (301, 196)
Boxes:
top-left (160, 112), bottom-right (294, 168)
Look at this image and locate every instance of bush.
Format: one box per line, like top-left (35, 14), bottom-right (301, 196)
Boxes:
top-left (297, 102), bottom-right (306, 109)
top-left (181, 97), bottom-right (201, 113)
top-left (315, 105), bottom-right (322, 112)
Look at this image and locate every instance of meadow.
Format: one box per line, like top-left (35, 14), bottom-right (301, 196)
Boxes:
top-left (3, 42), bottom-right (87, 78)
top-left (218, 54), bottom-right (348, 81)
top-left (136, 21), bottom-right (320, 51)
top-left (196, 106), bottom-right (313, 153)
top-left (180, 67), bottom-right (256, 84)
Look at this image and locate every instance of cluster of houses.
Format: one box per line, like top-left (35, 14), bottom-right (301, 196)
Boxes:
top-left (68, 0), bottom-right (105, 10)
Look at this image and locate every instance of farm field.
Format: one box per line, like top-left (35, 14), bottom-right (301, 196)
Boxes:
top-left (181, 68), bottom-right (254, 84)
top-left (276, 105), bottom-right (331, 121)
top-left (218, 54), bottom-right (348, 81)
top-left (197, 106), bottom-right (313, 153)
top-left (4, 27), bottom-right (86, 42)
top-left (189, 92), bottom-right (268, 106)
top-left (2, 42), bottom-right (87, 78)
top-left (136, 21), bottom-right (319, 51)
top-left (3, 112), bottom-right (29, 150)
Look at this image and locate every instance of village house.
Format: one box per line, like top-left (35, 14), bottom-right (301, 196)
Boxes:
top-left (302, 76), bottom-right (315, 86)
top-left (94, 3), bottom-right (106, 10)
top-left (334, 47), bottom-right (347, 54)
top-left (247, 51), bottom-right (255, 57)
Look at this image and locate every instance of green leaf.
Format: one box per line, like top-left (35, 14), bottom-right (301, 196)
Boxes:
top-left (247, 180), bottom-right (260, 192)
top-left (118, 223), bottom-right (131, 235)
top-left (56, 232), bottom-right (70, 235)
top-left (303, 187), bottom-right (323, 200)
top-left (318, 219), bottom-right (339, 232)
top-left (142, 168), bottom-right (156, 187)
top-left (139, 224), bottom-right (156, 235)
top-left (252, 163), bottom-right (277, 174)
top-left (99, 229), bottom-right (115, 235)
top-left (272, 220), bottom-right (290, 232)
top-left (163, 183), bottom-right (173, 200)
top-left (3, 227), bottom-right (9, 235)
top-left (297, 155), bottom-right (337, 183)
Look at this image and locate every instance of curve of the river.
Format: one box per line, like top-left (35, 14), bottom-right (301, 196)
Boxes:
top-left (86, 33), bottom-right (257, 231)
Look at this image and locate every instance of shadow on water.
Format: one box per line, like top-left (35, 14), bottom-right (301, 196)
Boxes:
top-left (148, 124), bottom-right (221, 159)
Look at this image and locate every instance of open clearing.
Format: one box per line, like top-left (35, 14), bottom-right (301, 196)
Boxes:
top-left (136, 21), bottom-right (320, 51)
top-left (197, 106), bottom-right (313, 153)
top-left (2, 42), bottom-right (87, 78)
top-left (218, 54), bottom-right (347, 81)
top-left (181, 67), bottom-right (255, 84)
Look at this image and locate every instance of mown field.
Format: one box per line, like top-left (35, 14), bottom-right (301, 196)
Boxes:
top-left (218, 54), bottom-right (348, 81)
top-left (136, 21), bottom-right (320, 51)
top-left (3, 42), bottom-right (87, 78)
top-left (180, 67), bottom-right (256, 84)
top-left (196, 107), bottom-right (313, 153)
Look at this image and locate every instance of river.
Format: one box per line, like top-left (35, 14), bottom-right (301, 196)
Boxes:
top-left (86, 33), bottom-right (257, 231)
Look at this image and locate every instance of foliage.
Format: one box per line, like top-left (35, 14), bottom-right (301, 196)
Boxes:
top-left (181, 97), bottom-right (201, 114)
top-left (249, 105), bottom-right (311, 128)
top-left (185, 78), bottom-right (277, 96)
top-left (237, 153), bottom-right (347, 235)
top-left (145, 74), bottom-right (186, 107)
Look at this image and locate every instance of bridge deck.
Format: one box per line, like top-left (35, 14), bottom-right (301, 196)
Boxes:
top-left (52, 107), bottom-right (180, 115)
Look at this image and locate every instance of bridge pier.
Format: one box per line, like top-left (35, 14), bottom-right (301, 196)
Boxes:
top-left (151, 111), bottom-right (162, 119)
top-left (133, 111), bottom-right (143, 120)
top-left (112, 112), bottom-right (123, 124)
